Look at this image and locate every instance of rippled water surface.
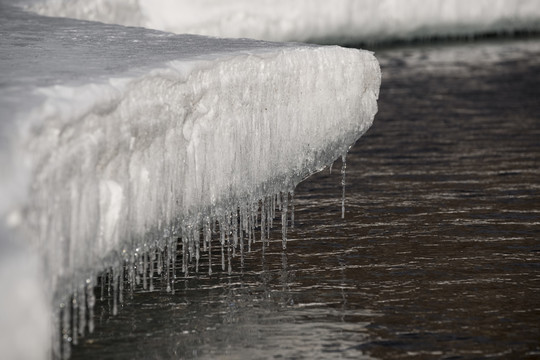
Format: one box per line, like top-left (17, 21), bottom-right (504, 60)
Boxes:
top-left (72, 38), bottom-right (540, 359)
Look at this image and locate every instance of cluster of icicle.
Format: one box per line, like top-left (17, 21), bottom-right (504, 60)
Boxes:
top-left (53, 155), bottom-right (346, 359)
top-left (52, 154), bottom-right (347, 359)
top-left (53, 190), bottom-right (296, 359)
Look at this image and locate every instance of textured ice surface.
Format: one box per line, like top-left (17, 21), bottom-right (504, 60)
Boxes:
top-left (0, 2), bottom-right (380, 357)
top-left (26, 0), bottom-right (540, 44)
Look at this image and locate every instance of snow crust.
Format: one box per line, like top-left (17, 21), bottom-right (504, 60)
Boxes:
top-left (26, 0), bottom-right (540, 44)
top-left (0, 3), bottom-right (380, 357)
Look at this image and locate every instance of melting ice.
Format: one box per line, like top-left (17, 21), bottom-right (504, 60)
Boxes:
top-left (4, 0), bottom-right (539, 358)
top-left (0, 2), bottom-right (379, 358)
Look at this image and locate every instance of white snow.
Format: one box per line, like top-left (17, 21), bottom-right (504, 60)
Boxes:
top-left (0, 236), bottom-right (50, 360)
top-left (26, 0), bottom-right (540, 44)
top-left (0, 3), bottom-right (380, 358)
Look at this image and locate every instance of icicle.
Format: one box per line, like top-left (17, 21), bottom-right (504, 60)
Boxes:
top-left (136, 253), bottom-right (142, 286)
top-left (205, 219), bottom-right (212, 275)
top-left (341, 153), bottom-right (347, 219)
top-left (149, 259), bottom-right (154, 292)
top-left (220, 241), bottom-right (225, 271)
top-left (329, 162), bottom-right (333, 174)
top-left (79, 285), bottom-right (86, 337)
top-left (128, 255), bottom-right (135, 295)
top-left (148, 251), bottom-right (155, 292)
top-left (250, 201), bottom-right (256, 251)
top-left (247, 209), bottom-right (252, 253)
top-left (194, 227), bottom-right (200, 273)
top-left (260, 198), bottom-right (266, 243)
top-left (226, 215), bottom-right (232, 274)
top-left (119, 266), bottom-right (124, 305)
top-left (270, 195), bottom-right (275, 229)
top-left (157, 251), bottom-right (162, 275)
top-left (240, 232), bottom-right (245, 268)
top-left (107, 269), bottom-right (112, 298)
top-left (61, 300), bottom-right (71, 360)
top-left (252, 201), bottom-right (257, 236)
top-left (239, 206), bottom-right (244, 237)
top-left (171, 239), bottom-right (176, 295)
top-left (87, 279), bottom-right (95, 333)
top-left (188, 226), bottom-right (194, 263)
top-left (71, 290), bottom-right (78, 346)
top-left (240, 206), bottom-right (245, 268)
top-left (232, 210), bottom-right (238, 255)
top-left (142, 252), bottom-right (147, 290)
top-left (112, 269), bottom-right (119, 316)
top-left (135, 257), bottom-right (141, 289)
top-left (166, 244), bottom-right (171, 293)
top-left (182, 235), bottom-right (187, 275)
top-left (100, 271), bottom-right (105, 301)
top-left (203, 218), bottom-right (208, 252)
top-left (220, 217), bottom-right (226, 271)
top-left (290, 191), bottom-right (295, 228)
top-left (240, 204), bottom-right (246, 236)
top-left (227, 234), bottom-right (232, 275)
top-left (281, 193), bottom-right (288, 250)
top-left (219, 217), bottom-right (226, 246)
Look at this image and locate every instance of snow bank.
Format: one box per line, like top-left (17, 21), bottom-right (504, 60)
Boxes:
top-left (26, 0), bottom-right (540, 44)
top-left (0, 3), bottom-right (380, 357)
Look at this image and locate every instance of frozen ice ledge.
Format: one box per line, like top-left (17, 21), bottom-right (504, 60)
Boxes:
top-left (24, 0), bottom-right (540, 44)
top-left (0, 3), bottom-right (380, 358)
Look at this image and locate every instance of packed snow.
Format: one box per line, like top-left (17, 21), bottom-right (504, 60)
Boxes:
top-left (25, 0), bottom-right (540, 44)
top-left (0, 2), bottom-right (380, 358)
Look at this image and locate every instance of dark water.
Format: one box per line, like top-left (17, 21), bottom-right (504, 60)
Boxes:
top-left (72, 38), bottom-right (540, 360)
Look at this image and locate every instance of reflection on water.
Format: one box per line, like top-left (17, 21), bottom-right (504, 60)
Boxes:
top-left (72, 38), bottom-right (540, 359)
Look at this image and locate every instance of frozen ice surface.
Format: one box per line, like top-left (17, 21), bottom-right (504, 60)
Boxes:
top-left (25, 0), bottom-right (540, 44)
top-left (0, 2), bottom-right (380, 357)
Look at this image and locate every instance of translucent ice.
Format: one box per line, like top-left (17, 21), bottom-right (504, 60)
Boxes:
top-left (26, 0), bottom-right (540, 44)
top-left (0, 3), bottom-right (380, 357)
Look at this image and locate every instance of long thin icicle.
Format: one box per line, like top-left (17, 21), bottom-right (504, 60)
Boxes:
top-left (341, 153), bottom-right (347, 219)
top-left (87, 278), bottom-right (95, 334)
top-left (281, 192), bottom-right (288, 249)
top-left (71, 290), bottom-right (78, 346)
top-left (61, 300), bottom-right (71, 360)
top-left (79, 285), bottom-right (86, 338)
top-left (205, 219), bottom-right (212, 275)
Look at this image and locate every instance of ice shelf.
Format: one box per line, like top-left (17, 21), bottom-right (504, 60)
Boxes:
top-left (25, 0), bottom-right (540, 44)
top-left (0, 2), bottom-right (380, 358)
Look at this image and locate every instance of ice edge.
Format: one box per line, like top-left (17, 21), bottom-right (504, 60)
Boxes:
top-left (6, 44), bottom-right (380, 357)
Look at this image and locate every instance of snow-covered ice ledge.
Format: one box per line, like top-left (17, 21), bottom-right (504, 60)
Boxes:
top-left (26, 0), bottom-right (540, 44)
top-left (0, 3), bottom-right (380, 357)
